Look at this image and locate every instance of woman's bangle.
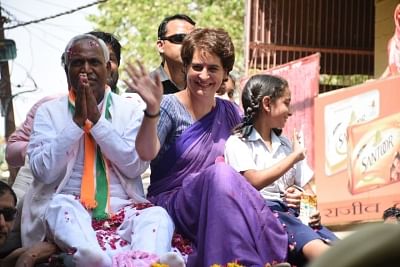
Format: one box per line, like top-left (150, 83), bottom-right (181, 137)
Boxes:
top-left (144, 109), bottom-right (160, 118)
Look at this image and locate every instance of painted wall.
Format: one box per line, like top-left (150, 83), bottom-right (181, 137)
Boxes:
top-left (375, 0), bottom-right (399, 77)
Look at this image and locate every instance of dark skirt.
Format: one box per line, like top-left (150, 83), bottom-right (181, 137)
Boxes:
top-left (266, 199), bottom-right (339, 266)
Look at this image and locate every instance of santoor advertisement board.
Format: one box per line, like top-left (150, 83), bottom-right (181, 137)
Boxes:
top-left (315, 76), bottom-right (400, 225)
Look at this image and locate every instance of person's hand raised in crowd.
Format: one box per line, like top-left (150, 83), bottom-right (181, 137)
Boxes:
top-left (73, 73), bottom-right (101, 128)
top-left (124, 62), bottom-right (163, 116)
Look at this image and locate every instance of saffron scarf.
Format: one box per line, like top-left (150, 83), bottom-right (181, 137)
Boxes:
top-left (68, 88), bottom-right (112, 220)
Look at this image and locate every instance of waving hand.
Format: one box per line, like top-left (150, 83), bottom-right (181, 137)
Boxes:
top-left (124, 62), bottom-right (163, 115)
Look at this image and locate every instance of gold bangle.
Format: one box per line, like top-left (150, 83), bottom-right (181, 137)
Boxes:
top-left (144, 109), bottom-right (160, 118)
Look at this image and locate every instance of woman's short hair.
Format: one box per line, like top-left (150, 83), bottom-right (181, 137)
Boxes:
top-left (181, 28), bottom-right (235, 73)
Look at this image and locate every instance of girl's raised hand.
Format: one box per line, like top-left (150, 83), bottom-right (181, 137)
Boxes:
top-left (124, 62), bottom-right (163, 115)
top-left (292, 128), bottom-right (306, 163)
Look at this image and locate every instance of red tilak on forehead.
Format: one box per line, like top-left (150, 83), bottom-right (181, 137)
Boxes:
top-left (66, 40), bottom-right (100, 59)
top-left (88, 40), bottom-right (99, 47)
top-left (66, 49), bottom-right (76, 61)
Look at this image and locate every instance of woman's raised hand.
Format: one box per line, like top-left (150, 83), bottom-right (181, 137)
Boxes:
top-left (124, 61), bottom-right (163, 114)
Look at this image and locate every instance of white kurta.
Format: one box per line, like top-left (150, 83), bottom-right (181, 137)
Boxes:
top-left (22, 92), bottom-right (175, 266)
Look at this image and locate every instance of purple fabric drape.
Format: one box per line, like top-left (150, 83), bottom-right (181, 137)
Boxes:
top-left (148, 99), bottom-right (288, 266)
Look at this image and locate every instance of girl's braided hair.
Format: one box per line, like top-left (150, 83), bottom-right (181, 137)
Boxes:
top-left (234, 74), bottom-right (288, 139)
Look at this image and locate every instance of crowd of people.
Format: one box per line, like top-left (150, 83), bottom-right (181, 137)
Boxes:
top-left (0, 10), bottom-right (398, 267)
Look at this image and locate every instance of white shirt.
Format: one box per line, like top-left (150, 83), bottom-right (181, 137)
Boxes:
top-left (224, 128), bottom-right (313, 200)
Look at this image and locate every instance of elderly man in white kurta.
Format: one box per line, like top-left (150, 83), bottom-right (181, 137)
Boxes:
top-left (21, 34), bottom-right (182, 267)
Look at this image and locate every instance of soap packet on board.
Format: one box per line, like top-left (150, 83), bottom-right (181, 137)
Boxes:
top-left (324, 90), bottom-right (379, 176)
top-left (347, 112), bottom-right (400, 194)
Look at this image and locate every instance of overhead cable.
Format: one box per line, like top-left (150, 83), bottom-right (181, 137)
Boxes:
top-left (2, 0), bottom-right (107, 30)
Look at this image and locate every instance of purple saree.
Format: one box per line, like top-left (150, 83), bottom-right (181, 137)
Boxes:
top-left (148, 98), bottom-right (288, 266)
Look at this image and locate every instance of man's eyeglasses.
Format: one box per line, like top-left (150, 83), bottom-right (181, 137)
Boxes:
top-left (0, 208), bottom-right (17, 222)
top-left (160, 34), bottom-right (187, 44)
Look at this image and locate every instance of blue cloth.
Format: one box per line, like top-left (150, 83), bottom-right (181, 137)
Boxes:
top-left (266, 200), bottom-right (339, 266)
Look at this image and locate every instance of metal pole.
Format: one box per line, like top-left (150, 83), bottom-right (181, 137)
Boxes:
top-left (0, 8), bottom-right (17, 184)
top-left (0, 10), bottom-right (15, 139)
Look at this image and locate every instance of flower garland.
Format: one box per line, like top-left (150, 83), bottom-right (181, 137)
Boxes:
top-left (171, 232), bottom-right (193, 256)
top-left (210, 262), bottom-right (244, 267)
top-left (210, 260), bottom-right (291, 267)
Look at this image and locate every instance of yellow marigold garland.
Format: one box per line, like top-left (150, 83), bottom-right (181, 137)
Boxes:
top-left (210, 261), bottom-right (288, 267)
top-left (210, 261), bottom-right (245, 267)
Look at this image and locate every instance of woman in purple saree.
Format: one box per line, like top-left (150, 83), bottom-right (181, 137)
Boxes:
top-left (125, 28), bottom-right (288, 266)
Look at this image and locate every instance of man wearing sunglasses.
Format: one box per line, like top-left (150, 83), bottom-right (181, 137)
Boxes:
top-left (0, 180), bottom-right (24, 265)
top-left (0, 181), bottom-right (17, 249)
top-left (150, 14), bottom-right (196, 94)
top-left (0, 180), bottom-right (59, 266)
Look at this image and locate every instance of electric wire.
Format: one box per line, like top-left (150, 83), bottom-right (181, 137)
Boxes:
top-left (2, 0), bottom-right (106, 30)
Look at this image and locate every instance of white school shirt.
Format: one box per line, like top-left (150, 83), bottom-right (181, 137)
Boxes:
top-left (224, 128), bottom-right (313, 201)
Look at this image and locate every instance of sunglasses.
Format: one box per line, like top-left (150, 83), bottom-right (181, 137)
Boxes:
top-left (0, 208), bottom-right (17, 222)
top-left (160, 33), bottom-right (187, 44)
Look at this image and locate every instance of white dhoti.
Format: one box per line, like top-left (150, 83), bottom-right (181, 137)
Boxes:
top-left (44, 194), bottom-right (175, 267)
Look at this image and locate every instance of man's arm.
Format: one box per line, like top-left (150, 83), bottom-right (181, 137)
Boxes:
top-left (6, 95), bottom-right (62, 167)
top-left (6, 102), bottom-right (40, 167)
top-left (6, 132), bottom-right (29, 168)
top-left (92, 101), bottom-right (149, 179)
top-left (28, 103), bottom-right (83, 184)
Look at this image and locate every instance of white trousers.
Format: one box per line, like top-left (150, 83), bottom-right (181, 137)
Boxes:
top-left (45, 194), bottom-right (174, 267)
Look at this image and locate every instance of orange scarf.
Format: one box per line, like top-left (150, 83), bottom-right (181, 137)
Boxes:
top-left (68, 88), bottom-right (112, 220)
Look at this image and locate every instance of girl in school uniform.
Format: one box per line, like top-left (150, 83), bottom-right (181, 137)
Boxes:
top-left (224, 74), bottom-right (338, 266)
